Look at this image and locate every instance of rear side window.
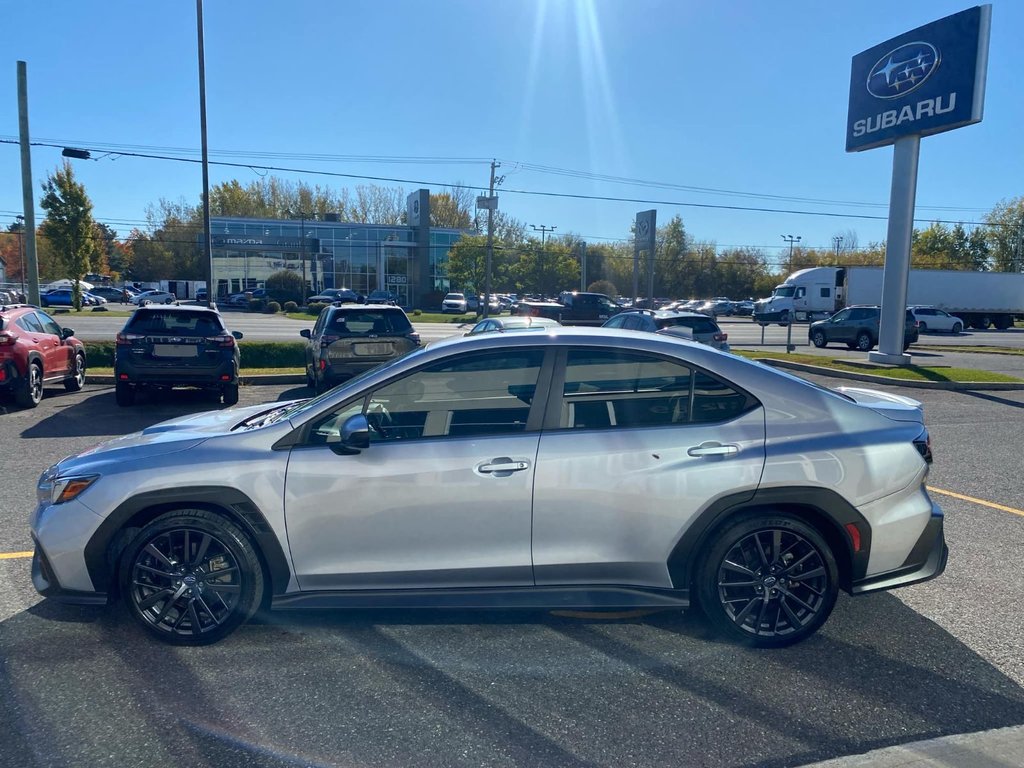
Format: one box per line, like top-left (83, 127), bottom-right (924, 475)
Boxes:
top-left (659, 317), bottom-right (717, 334)
top-left (127, 310), bottom-right (224, 335)
top-left (16, 314), bottom-right (44, 333)
top-left (331, 310), bottom-right (412, 335)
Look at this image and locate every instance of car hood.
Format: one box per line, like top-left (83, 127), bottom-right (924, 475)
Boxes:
top-left (835, 386), bottom-right (924, 424)
top-left (56, 400), bottom-right (304, 473)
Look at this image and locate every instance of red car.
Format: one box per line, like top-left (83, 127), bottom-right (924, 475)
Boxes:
top-left (0, 304), bottom-right (86, 408)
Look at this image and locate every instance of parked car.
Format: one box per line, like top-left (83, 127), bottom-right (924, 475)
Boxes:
top-left (29, 327), bottom-right (945, 646)
top-left (300, 304), bottom-right (420, 393)
top-left (366, 290), bottom-right (399, 305)
top-left (113, 305), bottom-right (242, 406)
top-left (130, 290), bottom-right (177, 306)
top-left (441, 292), bottom-right (478, 314)
top-left (465, 316), bottom-right (561, 335)
top-left (696, 299), bottom-right (734, 317)
top-left (603, 309), bottom-right (730, 352)
top-left (83, 292), bottom-right (108, 306)
top-left (307, 288), bottom-right (364, 305)
top-left (89, 286), bottom-right (132, 303)
top-left (908, 306), bottom-right (963, 334)
top-left (732, 300), bottom-right (755, 317)
top-left (0, 304), bottom-right (86, 408)
top-left (808, 306), bottom-right (919, 351)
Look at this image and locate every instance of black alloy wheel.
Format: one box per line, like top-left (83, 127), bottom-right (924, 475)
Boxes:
top-left (120, 510), bottom-right (263, 645)
top-left (698, 514), bottom-right (838, 647)
top-left (16, 361), bottom-right (43, 408)
top-left (64, 352), bottom-right (86, 392)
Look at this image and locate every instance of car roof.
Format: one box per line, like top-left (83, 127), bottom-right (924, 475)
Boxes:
top-left (621, 309), bottom-right (711, 319)
top-left (132, 304), bottom-right (219, 314)
top-left (329, 303), bottom-right (405, 311)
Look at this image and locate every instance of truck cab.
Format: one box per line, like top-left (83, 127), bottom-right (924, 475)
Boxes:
top-left (753, 267), bottom-right (843, 324)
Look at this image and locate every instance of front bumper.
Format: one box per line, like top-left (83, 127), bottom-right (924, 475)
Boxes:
top-left (31, 540), bottom-right (108, 605)
top-left (30, 497), bottom-right (109, 603)
top-left (850, 505), bottom-right (947, 595)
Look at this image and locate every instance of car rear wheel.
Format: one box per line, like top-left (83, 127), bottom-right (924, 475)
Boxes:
top-left (164, 298), bottom-right (174, 304)
top-left (918, 322), bottom-right (927, 333)
top-left (811, 330), bottom-right (827, 348)
top-left (115, 381), bottom-right (135, 407)
top-left (15, 361), bottom-right (43, 408)
top-left (64, 352), bottom-right (86, 392)
top-left (697, 513), bottom-right (838, 647)
top-left (855, 331), bottom-right (873, 351)
top-left (222, 382), bottom-right (239, 406)
top-left (119, 509), bottom-right (263, 646)
top-left (952, 322), bottom-right (963, 335)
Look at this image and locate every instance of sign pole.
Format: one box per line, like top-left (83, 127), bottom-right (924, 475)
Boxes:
top-left (16, 61), bottom-right (40, 306)
top-left (869, 134), bottom-right (920, 364)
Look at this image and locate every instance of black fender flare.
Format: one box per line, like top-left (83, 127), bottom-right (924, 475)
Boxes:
top-left (83, 486), bottom-right (291, 597)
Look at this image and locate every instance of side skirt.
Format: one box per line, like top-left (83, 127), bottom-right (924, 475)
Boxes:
top-left (271, 585), bottom-right (690, 612)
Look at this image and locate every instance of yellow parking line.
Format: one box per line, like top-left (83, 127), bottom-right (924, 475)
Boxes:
top-left (928, 486), bottom-right (1024, 518)
top-left (0, 551), bottom-right (33, 560)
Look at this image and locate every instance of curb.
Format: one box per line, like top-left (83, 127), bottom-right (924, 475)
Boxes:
top-left (756, 359), bottom-right (1024, 391)
top-left (796, 723), bottom-right (1024, 767)
top-left (85, 374), bottom-right (306, 386)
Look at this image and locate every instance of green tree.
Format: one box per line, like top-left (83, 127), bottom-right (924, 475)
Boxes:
top-left (265, 269), bottom-right (305, 305)
top-left (511, 239), bottom-right (578, 296)
top-left (39, 162), bottom-right (96, 310)
top-left (587, 279), bottom-right (618, 297)
top-left (127, 230), bottom-right (175, 280)
top-left (446, 234), bottom-right (487, 292)
top-left (983, 197), bottom-right (1024, 272)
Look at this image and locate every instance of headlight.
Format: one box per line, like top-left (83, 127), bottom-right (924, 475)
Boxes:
top-left (38, 474), bottom-right (99, 505)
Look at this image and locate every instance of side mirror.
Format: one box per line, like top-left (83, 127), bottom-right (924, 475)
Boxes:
top-left (61, 327), bottom-right (75, 340)
top-left (299, 328), bottom-right (312, 339)
top-left (232, 331), bottom-right (243, 340)
top-left (340, 414), bottom-right (370, 450)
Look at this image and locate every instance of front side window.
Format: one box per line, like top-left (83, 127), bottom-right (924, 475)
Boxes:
top-left (558, 349), bottom-right (753, 430)
top-left (830, 309), bottom-right (852, 323)
top-left (34, 312), bottom-right (63, 337)
top-left (309, 349), bottom-right (545, 444)
top-left (17, 314), bottom-right (45, 333)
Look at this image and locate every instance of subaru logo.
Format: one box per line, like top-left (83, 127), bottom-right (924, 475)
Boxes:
top-left (867, 41), bottom-right (940, 100)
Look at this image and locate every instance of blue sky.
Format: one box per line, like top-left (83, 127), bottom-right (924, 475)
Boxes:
top-left (2, 0), bottom-right (1021, 267)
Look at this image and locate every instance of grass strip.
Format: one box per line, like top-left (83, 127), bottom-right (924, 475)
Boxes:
top-left (913, 345), bottom-right (1024, 356)
top-left (734, 350), bottom-right (1022, 383)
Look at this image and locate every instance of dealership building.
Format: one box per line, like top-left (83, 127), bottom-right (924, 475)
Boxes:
top-left (209, 189), bottom-right (465, 307)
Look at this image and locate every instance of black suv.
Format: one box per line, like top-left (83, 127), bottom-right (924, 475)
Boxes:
top-left (809, 306), bottom-right (919, 351)
top-left (114, 305), bottom-right (243, 406)
top-left (300, 304), bottom-right (420, 393)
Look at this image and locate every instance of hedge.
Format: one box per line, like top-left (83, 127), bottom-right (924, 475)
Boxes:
top-left (85, 341), bottom-right (306, 369)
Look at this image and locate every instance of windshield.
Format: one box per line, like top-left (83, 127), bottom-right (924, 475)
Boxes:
top-left (773, 285), bottom-right (796, 298)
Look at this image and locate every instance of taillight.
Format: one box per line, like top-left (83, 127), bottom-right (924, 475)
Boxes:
top-left (409, 332), bottom-right (421, 345)
top-left (116, 332), bottom-right (145, 345)
top-left (914, 429), bottom-right (933, 463)
top-left (205, 334), bottom-right (235, 348)
top-left (0, 332), bottom-right (15, 346)
top-left (713, 332), bottom-right (728, 342)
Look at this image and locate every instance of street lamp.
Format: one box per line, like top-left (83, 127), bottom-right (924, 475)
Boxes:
top-left (15, 215), bottom-right (26, 299)
top-left (781, 234), bottom-right (801, 274)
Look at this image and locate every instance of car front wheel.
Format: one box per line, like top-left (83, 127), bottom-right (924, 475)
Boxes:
top-left (855, 331), bottom-right (873, 351)
top-left (119, 509), bottom-right (264, 645)
top-left (952, 322), bottom-right (962, 335)
top-left (811, 330), bottom-right (827, 348)
top-left (697, 513), bottom-right (838, 647)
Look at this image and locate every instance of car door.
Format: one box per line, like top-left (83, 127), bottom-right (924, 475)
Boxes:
top-left (531, 347), bottom-right (766, 588)
top-left (32, 311), bottom-right (72, 376)
top-left (284, 347), bottom-right (552, 591)
top-left (827, 308), bottom-right (855, 343)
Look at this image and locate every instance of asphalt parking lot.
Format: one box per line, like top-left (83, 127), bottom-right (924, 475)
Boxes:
top-left (1, 380), bottom-right (1023, 768)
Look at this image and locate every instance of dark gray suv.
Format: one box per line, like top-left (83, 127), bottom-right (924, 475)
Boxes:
top-left (809, 306), bottom-right (919, 351)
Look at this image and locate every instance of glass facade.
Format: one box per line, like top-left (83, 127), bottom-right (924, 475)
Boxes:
top-left (209, 216), bottom-right (465, 307)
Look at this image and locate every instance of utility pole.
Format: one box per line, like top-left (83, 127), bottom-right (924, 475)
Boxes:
top-left (16, 61), bottom-right (39, 306)
top-left (530, 224), bottom-right (556, 297)
top-left (484, 160), bottom-right (499, 319)
top-left (579, 240), bottom-right (587, 292)
top-left (782, 234), bottom-right (801, 274)
top-left (832, 236), bottom-right (844, 264)
top-left (196, 0), bottom-right (214, 307)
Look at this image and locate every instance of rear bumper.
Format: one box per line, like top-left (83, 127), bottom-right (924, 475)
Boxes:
top-left (115, 355), bottom-right (237, 386)
top-left (0, 358), bottom-right (26, 392)
top-left (850, 506), bottom-right (947, 595)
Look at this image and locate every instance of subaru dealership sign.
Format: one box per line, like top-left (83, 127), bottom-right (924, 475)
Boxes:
top-left (846, 5), bottom-right (990, 152)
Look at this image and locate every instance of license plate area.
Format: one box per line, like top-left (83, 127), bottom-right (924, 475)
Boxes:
top-left (153, 344), bottom-right (199, 358)
top-left (352, 342), bottom-right (392, 356)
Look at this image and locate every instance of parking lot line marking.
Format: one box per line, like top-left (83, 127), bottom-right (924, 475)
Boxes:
top-left (0, 551), bottom-right (33, 560)
top-left (928, 486), bottom-right (1024, 518)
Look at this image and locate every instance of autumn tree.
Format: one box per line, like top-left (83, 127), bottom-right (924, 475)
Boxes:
top-left (430, 187), bottom-right (474, 229)
top-left (39, 162), bottom-right (96, 310)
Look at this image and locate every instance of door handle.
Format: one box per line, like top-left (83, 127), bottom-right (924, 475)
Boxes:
top-left (477, 457), bottom-right (530, 474)
top-left (687, 442), bottom-right (739, 458)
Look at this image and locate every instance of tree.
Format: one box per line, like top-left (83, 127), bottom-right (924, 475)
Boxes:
top-left (983, 197), bottom-right (1024, 272)
top-left (446, 234), bottom-right (487, 292)
top-left (430, 187), bottom-right (474, 229)
top-left (511, 239), bottom-right (578, 296)
top-left (39, 162), bottom-right (96, 310)
top-left (127, 230), bottom-right (175, 280)
top-left (265, 269), bottom-right (304, 305)
top-left (587, 279), bottom-right (618, 297)
top-left (350, 185), bottom-right (405, 224)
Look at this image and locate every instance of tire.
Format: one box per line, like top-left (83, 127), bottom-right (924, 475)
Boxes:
top-left (15, 361), bottom-right (43, 408)
top-left (973, 315), bottom-right (991, 330)
top-left (115, 381), bottom-right (135, 407)
top-left (952, 322), bottom-right (962, 335)
top-left (917, 322), bottom-right (927, 333)
top-left (222, 382), bottom-right (239, 406)
top-left (855, 331), bottom-right (873, 351)
top-left (118, 509), bottom-right (264, 646)
top-left (164, 297), bottom-right (173, 304)
top-left (697, 513), bottom-right (839, 647)
top-left (64, 352), bottom-right (86, 392)
top-left (993, 316), bottom-right (1012, 330)
top-left (811, 330), bottom-right (827, 348)
top-left (778, 311), bottom-right (790, 327)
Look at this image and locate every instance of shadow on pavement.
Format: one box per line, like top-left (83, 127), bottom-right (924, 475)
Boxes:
top-left (959, 390), bottom-right (1024, 410)
top-left (3, 591), bottom-right (1023, 768)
